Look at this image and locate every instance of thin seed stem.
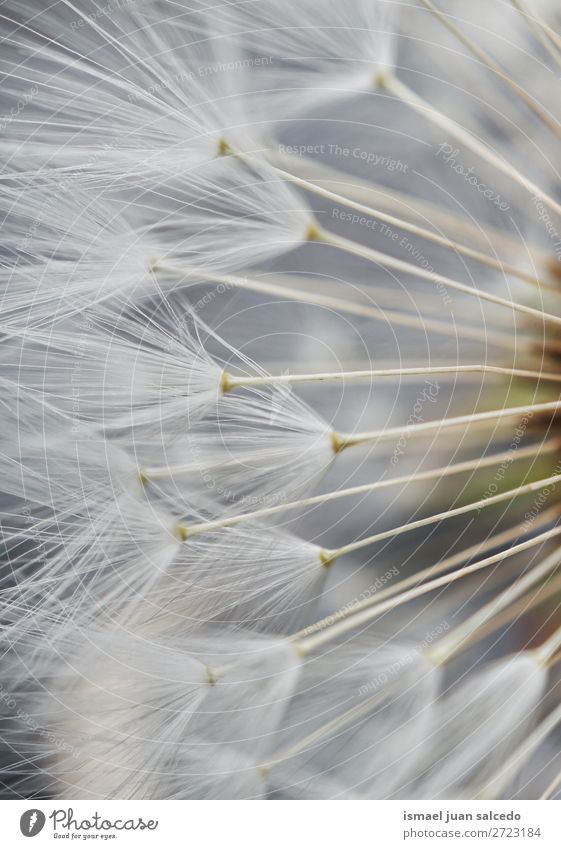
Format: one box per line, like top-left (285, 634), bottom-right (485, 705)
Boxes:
top-left (541, 765), bottom-right (561, 800)
top-left (173, 439), bottom-right (560, 537)
top-left (322, 473), bottom-right (561, 564)
top-left (480, 700), bottom-right (561, 799)
top-left (334, 398), bottom-right (561, 450)
top-left (546, 649), bottom-right (561, 668)
top-left (200, 537), bottom-right (561, 712)
top-left (225, 135), bottom-right (556, 284)
top-left (144, 402), bottom-right (560, 483)
top-left (293, 528), bottom-right (561, 656)
top-left (264, 578), bottom-right (561, 776)
top-left (384, 73), bottom-right (561, 219)
top-left (273, 149), bottom-right (546, 262)
top-left (429, 546), bottom-right (561, 664)
top-left (454, 566), bottom-right (561, 654)
top-left (260, 685), bottom-right (390, 776)
top-left (314, 225), bottom-right (561, 328)
top-left (141, 412), bottom-right (535, 481)
top-left (258, 357), bottom-right (541, 380)
top-left (153, 265), bottom-right (518, 348)
top-left (272, 277), bottom-right (519, 327)
top-left (420, 0), bottom-right (561, 139)
top-left (273, 166), bottom-right (559, 294)
top-left (511, 0), bottom-right (561, 69)
top-left (223, 364), bottom-right (561, 391)
top-left (293, 505), bottom-right (561, 642)
top-left (536, 619), bottom-right (561, 663)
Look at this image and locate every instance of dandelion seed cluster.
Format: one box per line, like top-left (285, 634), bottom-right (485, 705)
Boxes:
top-left (2, 0), bottom-right (561, 800)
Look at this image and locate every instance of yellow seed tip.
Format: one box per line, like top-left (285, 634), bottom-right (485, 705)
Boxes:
top-left (331, 431), bottom-right (345, 454)
top-left (306, 222), bottom-right (323, 242)
top-left (373, 69), bottom-right (389, 89)
top-left (291, 639), bottom-right (308, 658)
top-left (220, 371), bottom-right (233, 394)
top-left (319, 549), bottom-right (334, 568)
top-left (217, 138), bottom-right (233, 156)
top-left (176, 525), bottom-right (189, 542)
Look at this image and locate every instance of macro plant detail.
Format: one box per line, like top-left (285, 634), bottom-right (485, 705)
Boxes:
top-left (2, 0), bottom-right (561, 802)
